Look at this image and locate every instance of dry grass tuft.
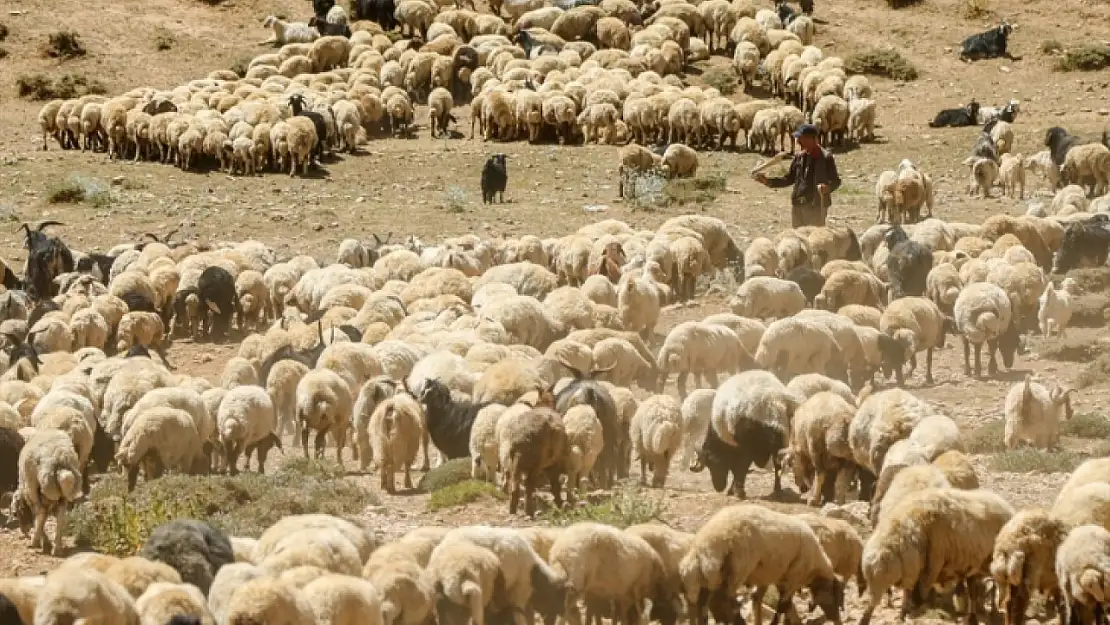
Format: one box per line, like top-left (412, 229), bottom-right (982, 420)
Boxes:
top-left (845, 48), bottom-right (919, 81)
top-left (988, 448), bottom-right (1084, 473)
top-left (1056, 44), bottom-right (1110, 72)
top-left (42, 30), bottom-right (86, 59)
top-left (701, 65), bottom-right (740, 96)
top-left (959, 0), bottom-right (990, 19)
top-left (16, 73), bottom-right (106, 100)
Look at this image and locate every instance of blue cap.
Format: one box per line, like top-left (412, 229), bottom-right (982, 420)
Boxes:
top-left (793, 123), bottom-right (818, 138)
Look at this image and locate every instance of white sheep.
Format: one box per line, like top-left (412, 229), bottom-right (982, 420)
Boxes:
top-left (563, 404), bottom-right (603, 498)
top-left (296, 368), bottom-right (354, 462)
top-left (222, 576), bottom-right (315, 625)
top-left (301, 574), bottom-right (383, 625)
top-left (115, 407), bottom-right (209, 491)
top-left (1004, 374), bottom-right (1075, 450)
top-left (135, 581), bottom-right (213, 625)
top-left (217, 385), bottom-right (280, 474)
top-left (656, 321), bottom-right (751, 398)
top-left (789, 391), bottom-right (856, 506)
top-left (679, 388), bottom-right (714, 465)
top-left (1055, 524), bottom-right (1110, 625)
top-left (954, 281), bottom-right (1017, 378)
top-left (262, 16), bottom-right (320, 45)
top-left (13, 428), bottom-right (82, 555)
top-left (33, 568), bottom-right (138, 625)
top-left (369, 391), bottom-right (424, 493)
top-left (630, 394), bottom-right (682, 488)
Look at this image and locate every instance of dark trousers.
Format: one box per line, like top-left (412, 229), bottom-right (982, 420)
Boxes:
top-left (791, 198), bottom-right (827, 228)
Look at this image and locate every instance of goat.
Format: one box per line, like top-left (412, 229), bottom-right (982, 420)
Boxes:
top-left (313, 0), bottom-right (336, 19)
top-left (1045, 126), bottom-right (1086, 169)
top-left (351, 0), bottom-right (397, 29)
top-left (972, 121), bottom-right (999, 162)
top-left (419, 378), bottom-right (490, 466)
top-left (196, 266), bottom-right (242, 340)
top-left (20, 221), bottom-right (73, 301)
top-left (959, 22), bottom-right (1015, 61)
top-left (928, 100), bottom-right (980, 128)
top-left (481, 154), bottom-right (508, 204)
top-left (307, 16), bottom-right (352, 37)
top-left (980, 99), bottom-right (1020, 124)
top-left (1052, 217), bottom-right (1110, 275)
top-left (885, 225), bottom-right (933, 300)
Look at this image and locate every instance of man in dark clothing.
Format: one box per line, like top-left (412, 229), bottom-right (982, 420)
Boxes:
top-left (755, 123), bottom-right (842, 228)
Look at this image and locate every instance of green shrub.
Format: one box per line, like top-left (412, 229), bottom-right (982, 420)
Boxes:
top-left (965, 420), bottom-right (1006, 454)
top-left (1063, 413), bottom-right (1110, 439)
top-left (542, 484), bottom-right (665, 527)
top-left (988, 448), bottom-right (1084, 474)
top-left (418, 458), bottom-right (472, 493)
top-left (46, 179), bottom-right (87, 204)
top-left (1040, 39), bottom-right (1063, 55)
top-left (70, 461), bottom-right (375, 556)
top-left (17, 73), bottom-right (107, 100)
top-left (845, 48), bottom-right (919, 81)
top-left (42, 30), bottom-right (86, 59)
top-left (428, 480), bottom-right (506, 511)
top-left (1056, 44), bottom-right (1110, 72)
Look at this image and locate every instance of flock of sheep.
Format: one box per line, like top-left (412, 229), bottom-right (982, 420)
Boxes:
top-left (31, 0), bottom-right (879, 184)
top-left (0, 188), bottom-right (1108, 623)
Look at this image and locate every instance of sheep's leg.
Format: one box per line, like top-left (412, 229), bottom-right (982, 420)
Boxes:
top-left (639, 455), bottom-right (648, 486)
top-left (925, 348), bottom-right (935, 385)
top-left (31, 507), bottom-right (47, 550)
top-left (301, 428), bottom-right (311, 458)
top-left (382, 458), bottom-right (393, 493)
top-left (404, 460), bottom-right (413, 490)
top-left (676, 372), bottom-right (689, 398)
top-left (53, 503), bottom-right (68, 556)
top-left (987, 340), bottom-right (999, 376)
top-left (508, 469), bottom-right (522, 515)
top-left (421, 429), bottom-right (431, 471)
top-left (548, 468), bottom-right (564, 508)
top-left (126, 464), bottom-right (141, 492)
top-left (809, 469), bottom-right (827, 507)
top-left (751, 587), bottom-right (766, 625)
top-left (334, 427), bottom-right (346, 463)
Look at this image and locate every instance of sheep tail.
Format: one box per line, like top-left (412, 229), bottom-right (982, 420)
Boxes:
top-left (976, 310), bottom-right (1001, 336)
top-left (462, 579), bottom-right (485, 623)
top-left (55, 468), bottom-right (80, 502)
top-left (652, 422), bottom-right (680, 455)
top-left (1019, 374), bottom-right (1034, 425)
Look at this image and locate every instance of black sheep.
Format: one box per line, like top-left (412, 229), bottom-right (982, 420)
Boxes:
top-left (775, 0), bottom-right (796, 25)
top-left (556, 377), bottom-right (621, 484)
top-left (419, 379), bottom-right (490, 465)
top-left (288, 94), bottom-right (328, 162)
top-left (0, 260), bottom-right (21, 291)
top-left (1045, 126), bottom-right (1084, 169)
top-left (786, 266), bottom-right (825, 306)
top-left (353, 0), bottom-right (397, 30)
top-left (0, 426), bottom-right (25, 499)
top-left (75, 252), bottom-right (115, 284)
top-left (928, 100), bottom-right (980, 128)
top-left (959, 22), bottom-right (1014, 61)
top-left (798, 0), bottom-right (812, 14)
top-left (690, 419), bottom-right (786, 499)
top-left (139, 519), bottom-right (235, 594)
top-left (1052, 219), bottom-right (1110, 274)
top-left (313, 0), bottom-right (336, 19)
top-left (450, 46), bottom-right (480, 103)
top-left (884, 225), bottom-right (933, 300)
top-left (308, 16), bottom-right (352, 37)
top-left (481, 154), bottom-right (508, 204)
top-left (196, 266), bottom-right (242, 340)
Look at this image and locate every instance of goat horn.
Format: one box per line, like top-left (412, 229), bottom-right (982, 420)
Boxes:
top-left (36, 220), bottom-right (65, 231)
top-left (143, 232), bottom-right (161, 242)
top-left (749, 151), bottom-right (791, 177)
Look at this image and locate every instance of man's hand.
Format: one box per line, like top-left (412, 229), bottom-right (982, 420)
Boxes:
top-left (817, 183), bottom-right (829, 194)
top-left (754, 173), bottom-right (768, 185)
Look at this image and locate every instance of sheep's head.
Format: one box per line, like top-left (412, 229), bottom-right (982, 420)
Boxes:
top-left (808, 576), bottom-right (844, 623)
top-left (419, 379), bottom-right (451, 409)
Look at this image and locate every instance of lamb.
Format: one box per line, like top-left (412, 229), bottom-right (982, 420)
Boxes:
top-left (678, 504), bottom-right (842, 625)
top-left (12, 428), bottom-right (81, 555)
top-left (954, 281), bottom-right (1020, 378)
top-left (1062, 143), bottom-right (1110, 196)
top-left (261, 16), bottom-right (321, 45)
top-left (858, 488), bottom-right (1014, 625)
top-left (33, 569), bottom-right (138, 625)
top-left (498, 407), bottom-right (568, 515)
top-left (217, 385), bottom-right (280, 475)
top-left (115, 407), bottom-right (210, 491)
top-left (548, 522), bottom-right (680, 625)
top-left (617, 272), bottom-right (662, 340)
top-left (729, 276), bottom-right (805, 320)
top-left (788, 391), bottom-right (856, 506)
top-left (1004, 374), bottom-right (1075, 450)
top-left (655, 321), bottom-right (752, 398)
top-left (629, 394), bottom-right (682, 488)
top-left (140, 519), bottom-right (235, 595)
top-left (296, 368), bottom-right (354, 462)
top-left (369, 391), bottom-right (424, 493)
top-left (693, 371), bottom-right (799, 499)
top-left (999, 152), bottom-right (1026, 199)
top-left (1055, 524), bottom-right (1110, 625)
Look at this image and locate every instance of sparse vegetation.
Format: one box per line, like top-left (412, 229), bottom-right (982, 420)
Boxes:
top-left (230, 54), bottom-right (253, 78)
top-left (428, 480), bottom-right (506, 511)
top-left (418, 458), bottom-right (473, 493)
top-left (1070, 294), bottom-right (1110, 327)
top-left (154, 27), bottom-right (176, 51)
top-left (1040, 39), bottom-right (1064, 55)
top-left (959, 0), bottom-right (990, 19)
top-left (46, 176), bottom-right (112, 206)
top-left (70, 460), bottom-right (373, 556)
top-left (966, 420), bottom-right (1007, 454)
top-left (628, 171), bottom-right (727, 210)
top-left (42, 30), bottom-right (86, 59)
top-left (1068, 268), bottom-right (1110, 294)
top-left (1038, 336), bottom-right (1103, 362)
top-left (701, 65), bottom-right (739, 96)
top-left (1078, 352), bottom-right (1110, 389)
top-left (1056, 44), bottom-right (1110, 72)
top-left (444, 185), bottom-right (467, 213)
top-left (845, 48), bottom-right (919, 81)
top-left (1063, 413), bottom-right (1110, 439)
top-left (988, 448), bottom-right (1083, 474)
top-left (17, 72), bottom-right (107, 100)
top-left (542, 484), bottom-right (665, 527)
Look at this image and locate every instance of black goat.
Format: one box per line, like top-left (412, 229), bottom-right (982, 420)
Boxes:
top-left (288, 94), bottom-right (328, 162)
top-left (1052, 219), bottom-right (1110, 275)
top-left (21, 221), bottom-right (74, 301)
top-left (959, 22), bottom-right (1015, 61)
top-left (76, 252), bottom-right (115, 284)
top-left (481, 154), bottom-right (508, 204)
top-left (691, 416), bottom-right (786, 499)
top-left (450, 45), bottom-right (480, 103)
top-left (313, 0), bottom-right (336, 19)
top-left (419, 379), bottom-right (490, 463)
top-left (884, 225), bottom-right (933, 301)
top-left (556, 376), bottom-right (620, 485)
top-left (196, 266), bottom-right (242, 340)
top-left (786, 266), bottom-right (825, 306)
top-left (928, 100), bottom-right (980, 128)
top-left (0, 259), bottom-right (21, 291)
top-left (1045, 126), bottom-right (1084, 169)
top-left (799, 0), bottom-right (812, 14)
top-left (308, 15), bottom-right (352, 37)
top-left (0, 426), bottom-right (24, 500)
top-left (775, 0), bottom-right (796, 25)
top-left (139, 519), bottom-right (235, 594)
top-left (352, 0), bottom-right (397, 30)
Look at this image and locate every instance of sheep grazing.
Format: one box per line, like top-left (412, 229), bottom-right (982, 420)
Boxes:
top-left (884, 225), bottom-right (933, 301)
top-left (481, 154), bottom-right (508, 204)
top-left (959, 21), bottom-right (1015, 61)
top-left (419, 378), bottom-right (489, 466)
top-left (139, 519), bottom-right (235, 594)
top-left (630, 394), bottom-right (682, 488)
top-left (990, 509), bottom-right (1071, 625)
top-left (1004, 374), bottom-right (1075, 450)
top-left (1055, 524), bottom-right (1110, 625)
top-left (954, 281), bottom-right (1020, 378)
top-left (369, 391), bottom-right (424, 493)
top-left (12, 428), bottom-right (82, 555)
top-left (788, 391), bottom-right (857, 506)
top-left (929, 101), bottom-right (980, 128)
top-left (498, 406), bottom-right (568, 515)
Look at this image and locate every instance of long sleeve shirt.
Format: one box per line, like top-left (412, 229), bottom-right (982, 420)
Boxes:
top-left (766, 148), bottom-right (842, 207)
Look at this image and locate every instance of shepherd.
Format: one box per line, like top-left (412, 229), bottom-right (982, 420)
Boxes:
top-left (753, 123), bottom-right (842, 227)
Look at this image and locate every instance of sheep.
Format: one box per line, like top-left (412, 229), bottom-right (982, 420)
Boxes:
top-left (562, 404), bottom-right (603, 499)
top-left (1039, 278), bottom-right (1077, 338)
top-left (135, 581), bottom-right (214, 625)
top-left (418, 378), bottom-right (487, 468)
top-left (629, 394), bottom-right (682, 488)
top-left (848, 387), bottom-right (934, 490)
top-left (262, 16), bottom-right (321, 45)
top-left (693, 370), bottom-right (799, 499)
top-left (617, 272), bottom-right (662, 340)
top-left (1062, 143), bottom-right (1110, 196)
top-left (301, 574), bottom-right (382, 625)
top-left (815, 269), bottom-right (885, 311)
top-left (140, 519), bottom-right (235, 595)
top-left (678, 504), bottom-right (842, 625)
top-left (498, 406), bottom-right (568, 515)
top-left (115, 407), bottom-right (210, 491)
top-left (729, 276), bottom-right (805, 320)
top-left (369, 391), bottom-right (424, 493)
top-left (11, 428), bottom-right (81, 555)
top-left (954, 281), bottom-right (1020, 378)
top-left (103, 556), bottom-right (183, 600)
top-left (33, 569), bottom-right (138, 625)
top-left (788, 391), bottom-right (857, 506)
top-left (858, 487), bottom-right (1014, 625)
top-left (753, 316), bottom-right (847, 383)
top-left (424, 541), bottom-right (500, 625)
top-left (222, 576), bottom-right (315, 625)
top-left (679, 388), bottom-right (714, 466)
top-left (655, 321), bottom-right (752, 398)
top-left (812, 94), bottom-right (849, 147)
top-left (990, 509), bottom-right (1072, 625)
top-left (548, 522), bottom-right (679, 625)
top-left (797, 514), bottom-right (865, 591)
top-left (964, 155), bottom-right (1000, 198)
top-left (1055, 524), bottom-right (1110, 625)
top-left (1004, 374), bottom-right (1075, 450)
top-left (217, 385), bottom-right (280, 475)
top-left (295, 368), bottom-right (354, 462)
top-left (885, 225), bottom-right (933, 301)
top-left (879, 296), bottom-right (948, 386)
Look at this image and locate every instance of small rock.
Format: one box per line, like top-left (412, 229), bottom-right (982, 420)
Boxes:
top-left (311, 222), bottom-right (324, 231)
top-left (999, 66), bottom-right (1011, 73)
top-left (111, 176), bottom-right (126, 186)
top-left (1099, 109), bottom-right (1110, 116)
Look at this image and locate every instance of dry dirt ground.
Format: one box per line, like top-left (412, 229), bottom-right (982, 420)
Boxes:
top-left (1, 0), bottom-right (1110, 620)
